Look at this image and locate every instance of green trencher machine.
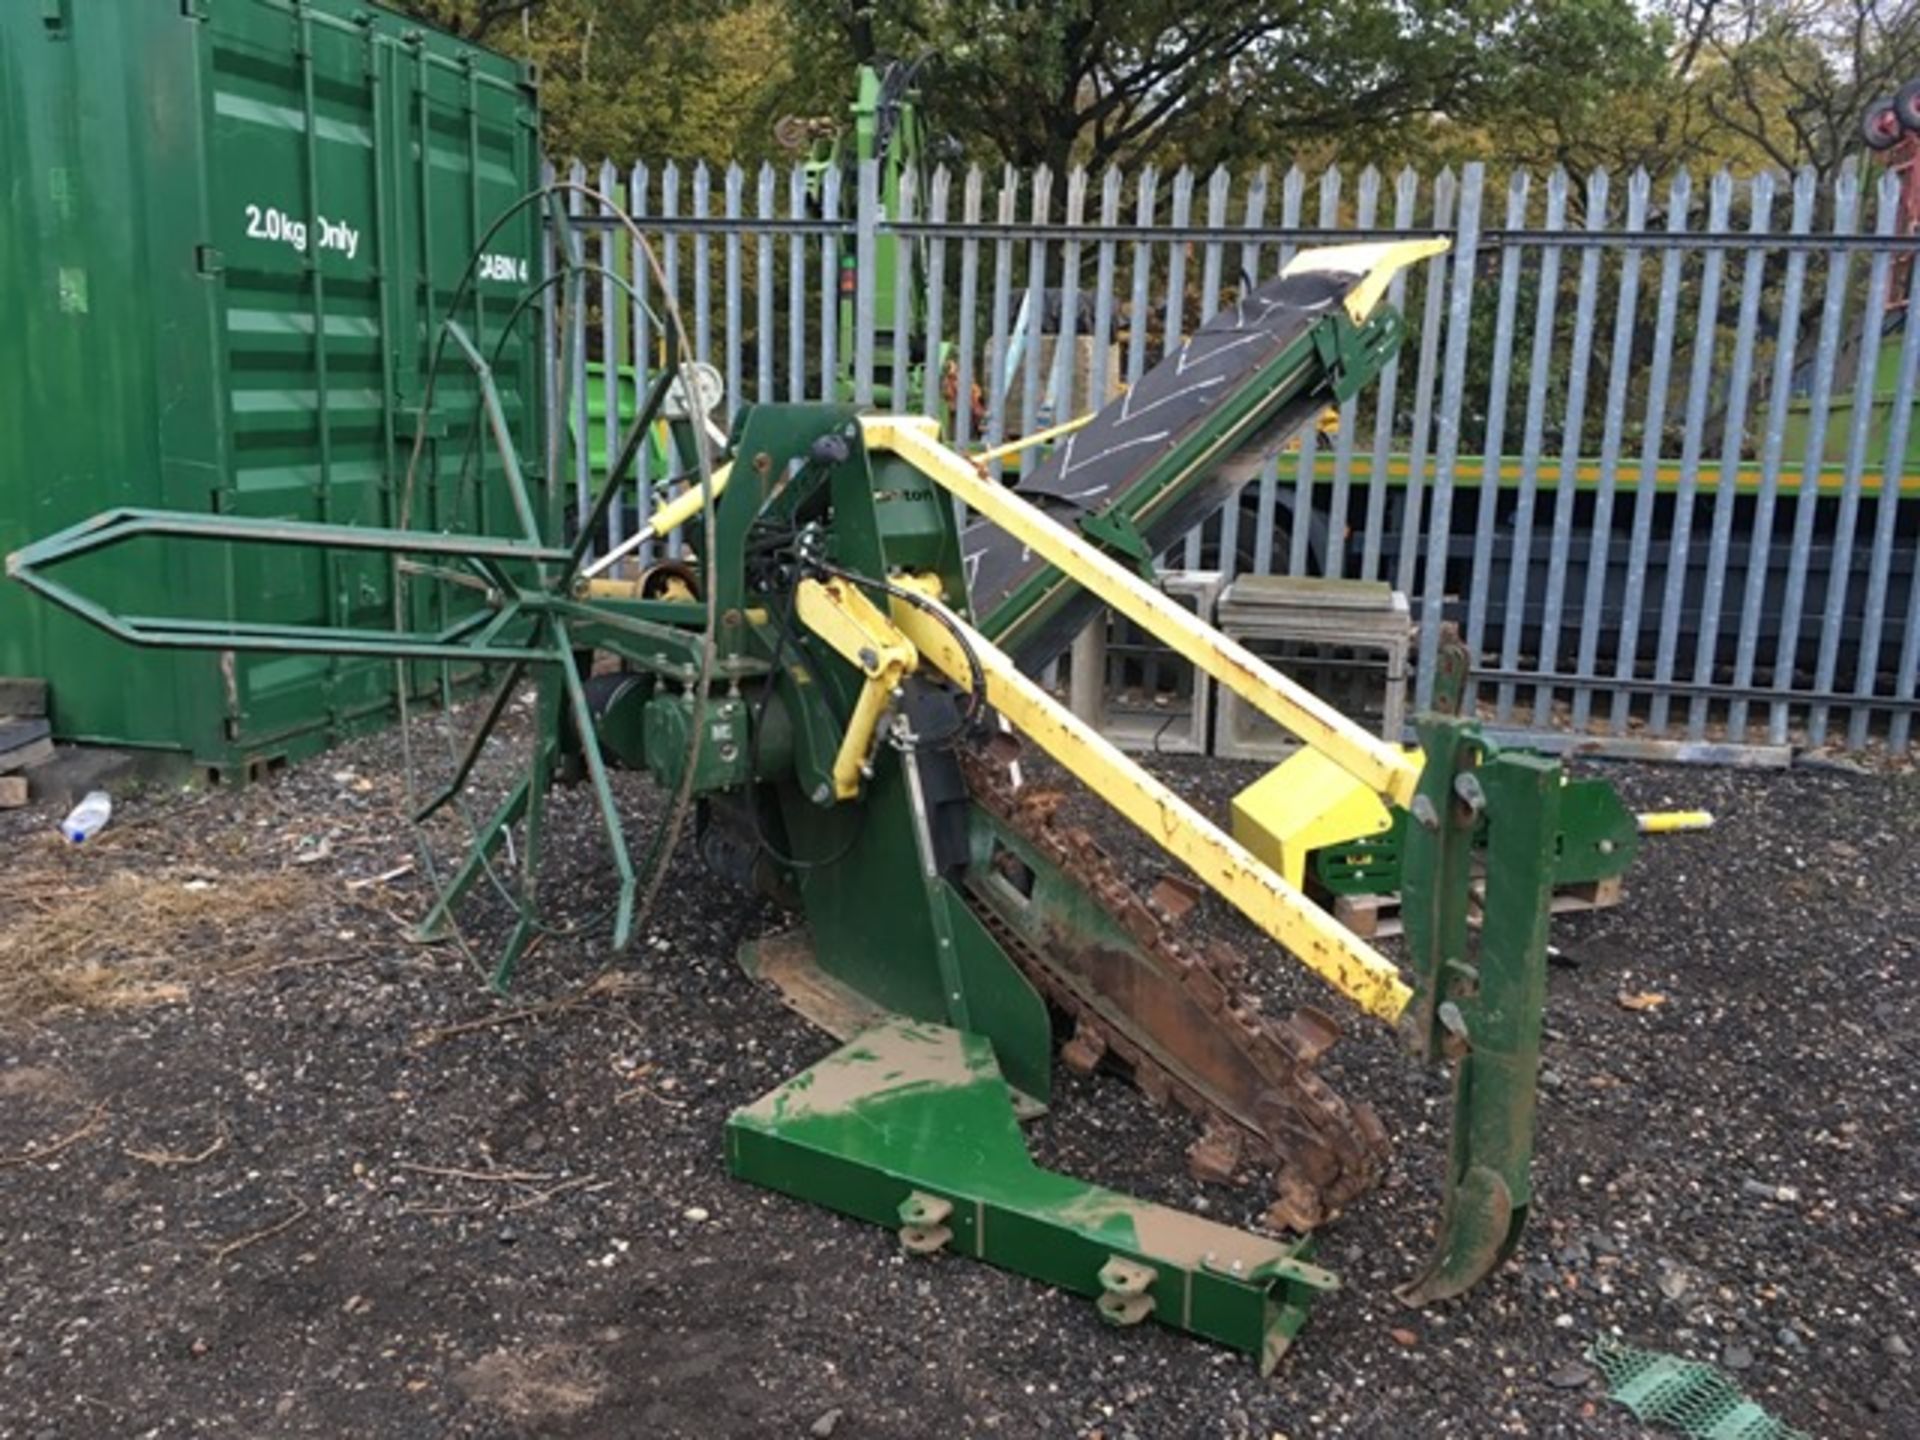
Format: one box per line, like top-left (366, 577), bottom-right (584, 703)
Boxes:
top-left (11, 55), bottom-right (1643, 1370)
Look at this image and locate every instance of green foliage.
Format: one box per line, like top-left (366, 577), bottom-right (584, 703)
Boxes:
top-left (387, 0), bottom-right (793, 165)
top-left (386, 0), bottom-right (1920, 182)
top-left (773, 0), bottom-right (1667, 175)
top-left (1473, 0), bottom-right (1920, 182)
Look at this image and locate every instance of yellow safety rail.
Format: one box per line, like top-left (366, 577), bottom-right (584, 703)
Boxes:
top-left (888, 578), bottom-right (1414, 1024)
top-left (795, 576), bottom-right (920, 800)
top-left (861, 416), bottom-right (1425, 810)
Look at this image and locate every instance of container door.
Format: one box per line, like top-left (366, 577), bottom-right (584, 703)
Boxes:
top-left (197, 0), bottom-right (540, 754)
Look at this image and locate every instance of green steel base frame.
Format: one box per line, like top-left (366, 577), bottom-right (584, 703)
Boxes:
top-left (727, 1019), bottom-right (1336, 1371)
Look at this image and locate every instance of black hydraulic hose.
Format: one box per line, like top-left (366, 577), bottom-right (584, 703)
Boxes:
top-left (811, 561), bottom-right (989, 730)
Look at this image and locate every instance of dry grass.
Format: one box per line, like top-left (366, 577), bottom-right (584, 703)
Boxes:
top-left (0, 851), bottom-right (318, 1022)
top-left (456, 1345), bottom-right (608, 1424)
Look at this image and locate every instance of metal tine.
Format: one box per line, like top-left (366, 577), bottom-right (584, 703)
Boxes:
top-left (630, 162), bottom-right (656, 563)
top-left (1188, 166), bottom-right (1231, 569)
top-left (788, 165), bottom-right (808, 404)
top-left (1608, 169), bottom-right (1691, 735)
top-left (724, 163), bottom-right (744, 425)
top-left (552, 617), bottom-right (639, 949)
top-left (1689, 172), bottom-right (1775, 740)
top-left (1489, 171), bottom-right (1566, 733)
top-left (1531, 169), bottom-right (1608, 727)
top-left (566, 342), bottom-right (686, 575)
top-left (757, 163), bottom-right (776, 406)
top-left (1463, 171), bottom-right (1531, 717)
top-left (892, 165), bottom-right (918, 412)
top-left (1360, 167), bottom-right (1418, 583)
top-left (1395, 168), bottom-right (1455, 598)
top-left (413, 659), bottom-right (528, 825)
top-left (1414, 165), bottom-right (1483, 703)
top-left (692, 162), bottom-right (714, 376)
top-left (1325, 166), bottom-right (1377, 582)
top-left (855, 157), bottom-right (878, 407)
top-left (1769, 164), bottom-right (1859, 745)
top-left (955, 165), bottom-right (985, 448)
top-left (1810, 170), bottom-right (1895, 743)
top-left (1728, 168), bottom-right (1818, 739)
top-left (923, 165), bottom-right (951, 421)
top-left (1852, 184), bottom-right (1920, 749)
top-left (421, 343), bottom-right (685, 828)
top-left (1571, 168), bottom-right (1649, 732)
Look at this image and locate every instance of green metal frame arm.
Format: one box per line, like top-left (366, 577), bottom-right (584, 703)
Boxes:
top-left (8, 506), bottom-right (572, 568)
top-left (443, 320), bottom-right (546, 549)
top-left (6, 509), bottom-right (571, 664)
top-left (1397, 718), bottom-right (1560, 1306)
top-left (728, 1019), bottom-right (1333, 1372)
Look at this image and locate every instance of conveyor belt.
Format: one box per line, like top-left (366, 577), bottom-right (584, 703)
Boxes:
top-left (967, 266), bottom-right (1368, 672)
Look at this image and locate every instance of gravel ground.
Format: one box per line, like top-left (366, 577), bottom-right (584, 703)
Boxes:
top-left (1, 726), bottom-right (1915, 1439)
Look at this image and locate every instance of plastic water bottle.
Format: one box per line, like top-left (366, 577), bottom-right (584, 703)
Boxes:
top-left (60, 790), bottom-right (112, 844)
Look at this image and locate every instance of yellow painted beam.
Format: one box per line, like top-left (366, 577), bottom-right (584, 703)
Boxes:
top-left (969, 410), bottom-right (1097, 467)
top-left (887, 587), bottom-right (1413, 1025)
top-left (1278, 237), bottom-right (1451, 324)
top-left (861, 416), bottom-right (1424, 810)
top-left (795, 577), bottom-right (919, 800)
top-left (647, 461), bottom-right (733, 538)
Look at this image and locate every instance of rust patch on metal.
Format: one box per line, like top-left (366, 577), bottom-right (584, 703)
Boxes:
top-left (960, 742), bottom-right (1391, 1232)
top-left (1147, 871), bottom-right (1205, 927)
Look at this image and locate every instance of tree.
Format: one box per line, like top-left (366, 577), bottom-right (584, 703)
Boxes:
top-left (396, 0), bottom-right (539, 41)
top-left (1698, 0), bottom-right (1920, 182)
top-left (387, 0), bottom-right (793, 166)
top-left (1480, 0), bottom-right (1920, 183)
top-left (773, 0), bottom-right (1668, 176)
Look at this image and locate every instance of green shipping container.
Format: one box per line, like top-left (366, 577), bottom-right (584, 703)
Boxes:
top-left (1, 0), bottom-right (543, 776)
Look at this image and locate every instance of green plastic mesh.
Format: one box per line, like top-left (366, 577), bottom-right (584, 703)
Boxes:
top-left (1586, 1338), bottom-right (1810, 1440)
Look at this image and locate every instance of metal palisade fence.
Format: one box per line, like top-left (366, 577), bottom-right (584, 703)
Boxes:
top-left (547, 156), bottom-right (1920, 758)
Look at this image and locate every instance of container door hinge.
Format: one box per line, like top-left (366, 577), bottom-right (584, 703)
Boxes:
top-left (42, 0), bottom-right (70, 35)
top-left (180, 0), bottom-right (209, 19)
top-left (195, 245), bottom-right (224, 277)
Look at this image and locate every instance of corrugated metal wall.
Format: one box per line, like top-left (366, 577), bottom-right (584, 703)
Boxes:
top-left (0, 0), bottom-right (541, 771)
top-left (554, 156), bottom-right (1920, 758)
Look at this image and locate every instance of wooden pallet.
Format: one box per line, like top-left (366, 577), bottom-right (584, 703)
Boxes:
top-left (0, 682), bottom-right (54, 805)
top-left (1332, 874), bottom-right (1624, 941)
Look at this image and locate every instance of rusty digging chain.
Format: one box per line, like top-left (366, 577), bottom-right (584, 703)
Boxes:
top-left (956, 742), bottom-right (1391, 1234)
